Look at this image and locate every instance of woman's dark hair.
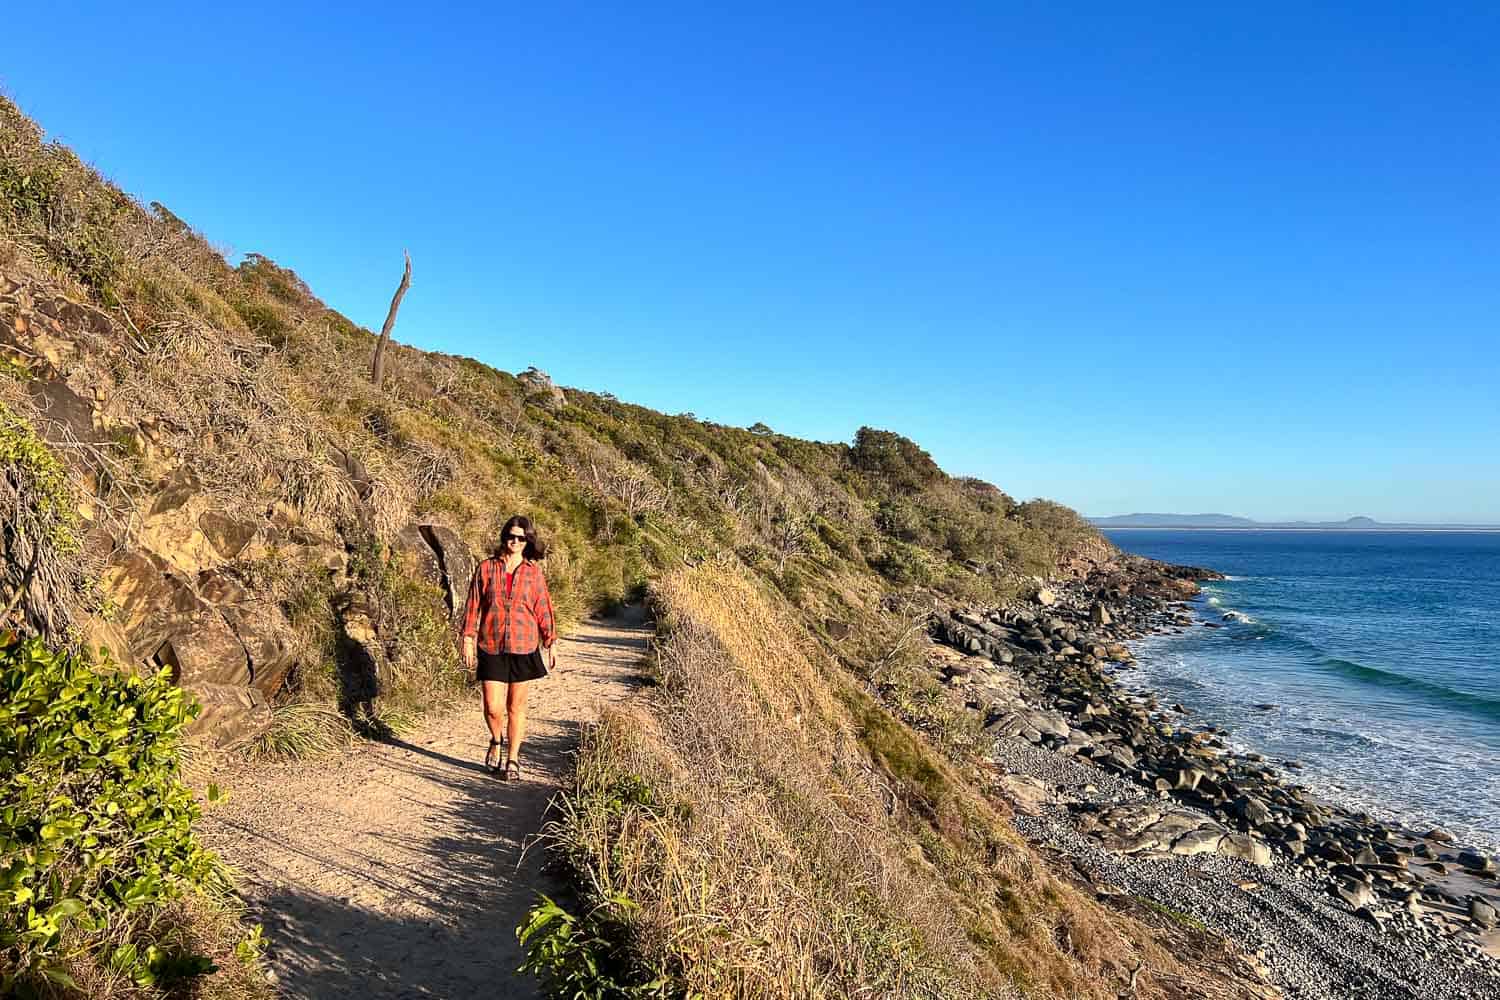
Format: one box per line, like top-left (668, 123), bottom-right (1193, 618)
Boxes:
top-left (493, 514), bottom-right (547, 561)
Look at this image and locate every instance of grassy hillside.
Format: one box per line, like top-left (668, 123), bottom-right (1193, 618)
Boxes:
top-left (0, 94), bottom-right (1239, 999)
top-left (0, 97), bottom-right (1095, 628)
top-left (539, 563), bottom-right (1237, 998)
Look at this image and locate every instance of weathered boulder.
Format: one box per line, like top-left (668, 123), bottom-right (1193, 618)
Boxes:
top-left (1219, 833), bottom-right (1273, 866)
top-left (24, 378), bottom-right (103, 445)
top-left (99, 547), bottom-right (295, 732)
top-left (80, 614), bottom-right (132, 664)
top-left (1458, 850), bottom-right (1496, 874)
top-left (392, 523), bottom-right (476, 623)
top-left (224, 602), bottom-right (298, 697)
top-left (421, 524), bottom-right (476, 620)
top-left (1233, 794), bottom-right (1273, 828)
top-left (159, 614), bottom-right (250, 688)
top-left (101, 549), bottom-right (184, 643)
top-left (1084, 804), bottom-right (1268, 865)
top-left (101, 552), bottom-right (242, 685)
top-left (395, 524), bottom-right (442, 581)
top-left (994, 774), bottom-right (1052, 816)
top-left (187, 683), bottom-right (272, 749)
top-left (195, 569), bottom-right (247, 607)
top-left (137, 469), bottom-right (223, 576)
top-left (199, 511), bottom-right (260, 560)
top-left (1171, 828), bottom-right (1227, 857)
top-left (1332, 879), bottom-right (1374, 910)
top-left (1021, 710), bottom-right (1070, 739)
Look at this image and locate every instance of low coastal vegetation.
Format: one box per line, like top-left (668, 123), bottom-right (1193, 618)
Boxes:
top-left (0, 634), bottom-right (268, 998)
top-left (532, 564), bottom-right (1205, 998)
top-left (0, 92), bottom-right (1226, 998)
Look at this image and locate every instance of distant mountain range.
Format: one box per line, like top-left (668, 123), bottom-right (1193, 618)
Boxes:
top-left (1088, 513), bottom-right (1500, 531)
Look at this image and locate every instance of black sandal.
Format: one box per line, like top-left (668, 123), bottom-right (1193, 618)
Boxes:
top-left (484, 737), bottom-right (502, 774)
top-left (504, 758), bottom-right (522, 782)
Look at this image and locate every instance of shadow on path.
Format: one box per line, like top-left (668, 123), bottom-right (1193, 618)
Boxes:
top-left (203, 612), bottom-right (650, 999)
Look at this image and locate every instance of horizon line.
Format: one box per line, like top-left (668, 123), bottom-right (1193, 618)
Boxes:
top-left (1088, 514), bottom-right (1500, 528)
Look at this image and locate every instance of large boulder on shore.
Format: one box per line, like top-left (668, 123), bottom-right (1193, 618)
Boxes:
top-left (1079, 803), bottom-right (1272, 866)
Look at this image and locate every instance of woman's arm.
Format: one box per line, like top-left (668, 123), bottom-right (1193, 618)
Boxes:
top-left (531, 565), bottom-right (557, 668)
top-left (459, 563), bottom-right (485, 670)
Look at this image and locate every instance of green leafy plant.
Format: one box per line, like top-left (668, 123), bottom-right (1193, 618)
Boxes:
top-left (0, 631), bottom-right (222, 991)
top-left (518, 894), bottom-right (673, 1000)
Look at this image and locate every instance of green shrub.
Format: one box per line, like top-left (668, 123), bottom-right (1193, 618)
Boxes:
top-left (230, 299), bottom-right (290, 344)
top-left (0, 632), bottom-right (222, 991)
top-left (850, 427), bottom-right (942, 493)
top-left (867, 539), bottom-right (937, 586)
top-left (0, 153), bottom-right (125, 301)
top-left (874, 498), bottom-right (923, 542)
top-left (0, 401), bottom-right (82, 556)
top-left (518, 894), bottom-right (674, 1000)
top-left (235, 253), bottom-right (315, 306)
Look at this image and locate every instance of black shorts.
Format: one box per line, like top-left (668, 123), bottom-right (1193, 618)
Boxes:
top-left (476, 648), bottom-right (548, 684)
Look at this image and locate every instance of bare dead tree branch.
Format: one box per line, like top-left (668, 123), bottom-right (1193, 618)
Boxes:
top-left (370, 250), bottom-right (411, 389)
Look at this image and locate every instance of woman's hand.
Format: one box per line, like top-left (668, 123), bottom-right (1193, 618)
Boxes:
top-left (462, 636), bottom-right (477, 672)
top-left (546, 646), bottom-right (558, 672)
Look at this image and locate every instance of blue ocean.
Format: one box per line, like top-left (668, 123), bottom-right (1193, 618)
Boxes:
top-left (1102, 530), bottom-right (1500, 855)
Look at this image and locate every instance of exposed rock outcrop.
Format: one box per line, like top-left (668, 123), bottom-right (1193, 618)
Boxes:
top-left (517, 366), bottom-right (567, 410)
top-left (393, 522), bottom-right (476, 624)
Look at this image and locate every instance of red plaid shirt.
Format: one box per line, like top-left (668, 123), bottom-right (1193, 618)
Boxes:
top-left (460, 558), bottom-right (556, 654)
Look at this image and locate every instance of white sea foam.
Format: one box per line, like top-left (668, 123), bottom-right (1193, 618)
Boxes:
top-left (1120, 622), bottom-right (1500, 855)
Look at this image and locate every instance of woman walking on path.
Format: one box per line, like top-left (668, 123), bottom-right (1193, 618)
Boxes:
top-left (460, 515), bottom-right (557, 780)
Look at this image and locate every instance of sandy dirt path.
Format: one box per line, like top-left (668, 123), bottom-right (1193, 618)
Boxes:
top-left (201, 609), bottom-right (651, 999)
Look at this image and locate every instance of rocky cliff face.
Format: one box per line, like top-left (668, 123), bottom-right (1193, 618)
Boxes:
top-left (0, 269), bottom-right (476, 746)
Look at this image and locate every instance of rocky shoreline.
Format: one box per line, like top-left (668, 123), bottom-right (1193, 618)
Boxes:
top-left (926, 559), bottom-right (1500, 999)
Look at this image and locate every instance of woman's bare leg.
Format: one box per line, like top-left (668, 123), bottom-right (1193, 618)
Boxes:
top-left (481, 681), bottom-right (506, 766)
top-left (505, 681), bottom-right (530, 762)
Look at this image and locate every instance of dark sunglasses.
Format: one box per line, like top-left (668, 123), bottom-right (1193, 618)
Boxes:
top-left (506, 533), bottom-right (528, 543)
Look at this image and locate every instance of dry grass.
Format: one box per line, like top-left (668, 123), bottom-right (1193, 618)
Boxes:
top-left (243, 703), bottom-right (355, 762)
top-left (548, 564), bottom-right (1226, 999)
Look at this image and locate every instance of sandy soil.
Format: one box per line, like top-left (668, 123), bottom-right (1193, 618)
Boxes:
top-left (201, 608), bottom-right (651, 999)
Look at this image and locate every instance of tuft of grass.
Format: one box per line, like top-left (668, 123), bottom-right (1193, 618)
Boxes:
top-left (246, 704), bottom-right (353, 762)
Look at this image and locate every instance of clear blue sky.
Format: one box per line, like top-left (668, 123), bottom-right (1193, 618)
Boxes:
top-left (5, 2), bottom-right (1497, 522)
